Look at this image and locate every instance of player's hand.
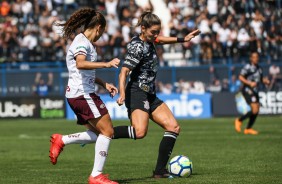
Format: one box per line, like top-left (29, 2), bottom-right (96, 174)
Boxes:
top-left (263, 77), bottom-right (270, 85)
top-left (116, 96), bottom-right (125, 106)
top-left (107, 58), bottom-right (120, 68)
top-left (184, 29), bottom-right (201, 42)
top-left (249, 81), bottom-right (257, 88)
top-left (105, 83), bottom-right (118, 98)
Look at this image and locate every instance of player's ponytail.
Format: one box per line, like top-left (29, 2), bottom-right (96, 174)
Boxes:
top-left (57, 8), bottom-right (106, 39)
top-left (136, 11), bottom-right (161, 28)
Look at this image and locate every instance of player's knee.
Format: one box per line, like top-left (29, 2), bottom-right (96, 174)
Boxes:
top-left (166, 124), bottom-right (180, 134)
top-left (101, 128), bottom-right (114, 138)
top-left (135, 129), bottom-right (147, 139)
top-left (252, 108), bottom-right (259, 114)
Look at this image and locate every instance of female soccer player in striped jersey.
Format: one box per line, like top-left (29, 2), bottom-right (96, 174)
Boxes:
top-left (49, 8), bottom-right (119, 184)
top-left (113, 11), bottom-right (200, 178)
top-left (235, 52), bottom-right (270, 135)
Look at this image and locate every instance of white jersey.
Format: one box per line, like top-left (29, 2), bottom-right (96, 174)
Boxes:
top-left (65, 33), bottom-right (97, 98)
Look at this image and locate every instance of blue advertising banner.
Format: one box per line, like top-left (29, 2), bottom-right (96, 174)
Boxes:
top-left (66, 93), bottom-right (211, 120)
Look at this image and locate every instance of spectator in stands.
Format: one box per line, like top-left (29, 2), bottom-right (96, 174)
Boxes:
top-left (63, 0), bottom-right (78, 14)
top-left (20, 30), bottom-right (38, 62)
top-left (109, 28), bottom-right (126, 58)
top-left (0, 0), bottom-right (11, 17)
top-left (175, 78), bottom-right (190, 94)
top-left (237, 27), bottom-right (250, 62)
top-left (21, 0), bottom-right (33, 24)
top-left (189, 81), bottom-right (205, 94)
top-left (39, 26), bottom-right (53, 61)
top-left (221, 78), bottom-right (229, 92)
top-left (1, 0), bottom-right (282, 66)
top-left (208, 79), bottom-right (222, 93)
top-left (266, 25), bottom-right (279, 62)
top-left (32, 72), bottom-right (53, 96)
top-left (216, 22), bottom-right (231, 60)
top-left (268, 64), bottom-right (282, 91)
top-left (2, 23), bottom-right (19, 63)
top-left (158, 81), bottom-right (173, 94)
top-left (209, 65), bottom-right (218, 85)
top-left (105, 0), bottom-right (118, 17)
top-left (11, 0), bottom-right (22, 18)
top-left (229, 74), bottom-right (241, 93)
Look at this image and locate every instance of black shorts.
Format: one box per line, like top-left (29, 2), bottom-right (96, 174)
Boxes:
top-left (125, 87), bottom-right (163, 118)
top-left (242, 90), bottom-right (259, 104)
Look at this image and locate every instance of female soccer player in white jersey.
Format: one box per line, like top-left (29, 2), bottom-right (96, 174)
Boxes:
top-left (49, 8), bottom-right (119, 184)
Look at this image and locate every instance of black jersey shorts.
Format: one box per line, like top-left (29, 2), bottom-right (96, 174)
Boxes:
top-left (242, 89), bottom-right (259, 104)
top-left (125, 86), bottom-right (163, 118)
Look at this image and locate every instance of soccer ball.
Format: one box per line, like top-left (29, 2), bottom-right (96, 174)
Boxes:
top-left (168, 155), bottom-right (193, 177)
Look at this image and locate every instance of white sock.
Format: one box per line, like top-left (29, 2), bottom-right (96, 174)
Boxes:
top-left (91, 134), bottom-right (111, 177)
top-left (62, 130), bottom-right (98, 145)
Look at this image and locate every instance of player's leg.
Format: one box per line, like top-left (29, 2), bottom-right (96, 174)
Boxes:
top-left (150, 102), bottom-right (180, 178)
top-left (87, 114), bottom-right (118, 184)
top-left (113, 109), bottom-right (150, 139)
top-left (113, 89), bottom-right (149, 140)
top-left (62, 124), bottom-right (99, 145)
top-left (235, 92), bottom-right (252, 132)
top-left (49, 124), bottom-right (99, 165)
top-left (244, 102), bottom-right (260, 135)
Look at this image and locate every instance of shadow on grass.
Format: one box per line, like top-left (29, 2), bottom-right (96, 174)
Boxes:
top-left (116, 174), bottom-right (197, 183)
top-left (116, 176), bottom-right (158, 184)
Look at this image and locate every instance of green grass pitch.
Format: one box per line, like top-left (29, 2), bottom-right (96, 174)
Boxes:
top-left (0, 116), bottom-right (281, 184)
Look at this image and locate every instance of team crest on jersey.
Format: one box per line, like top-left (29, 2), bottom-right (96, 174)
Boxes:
top-left (251, 96), bottom-right (257, 102)
top-left (143, 100), bottom-right (149, 110)
top-left (100, 104), bottom-right (105, 109)
top-left (99, 151), bottom-right (108, 157)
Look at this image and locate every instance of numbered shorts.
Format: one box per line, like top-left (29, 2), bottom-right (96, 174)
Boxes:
top-left (242, 90), bottom-right (259, 104)
top-left (125, 88), bottom-right (163, 118)
top-left (67, 93), bottom-right (108, 125)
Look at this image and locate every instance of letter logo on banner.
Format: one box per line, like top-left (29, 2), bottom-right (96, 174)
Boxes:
top-left (0, 101), bottom-right (35, 117)
top-left (163, 94), bottom-right (210, 118)
top-left (66, 93), bottom-right (211, 120)
top-left (259, 91), bottom-right (282, 114)
top-left (40, 98), bottom-right (65, 118)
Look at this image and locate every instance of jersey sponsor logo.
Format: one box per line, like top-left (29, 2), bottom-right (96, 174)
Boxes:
top-left (76, 46), bottom-right (87, 50)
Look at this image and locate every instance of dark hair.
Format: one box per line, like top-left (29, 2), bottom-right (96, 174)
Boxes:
top-left (57, 8), bottom-right (106, 39)
top-left (136, 11), bottom-right (161, 28)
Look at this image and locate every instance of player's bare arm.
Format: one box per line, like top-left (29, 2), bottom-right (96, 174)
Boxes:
top-left (95, 78), bottom-right (118, 97)
top-left (263, 77), bottom-right (270, 85)
top-left (155, 29), bottom-right (201, 44)
top-left (117, 67), bottom-right (131, 106)
top-left (75, 54), bottom-right (120, 69)
top-left (239, 75), bottom-right (257, 88)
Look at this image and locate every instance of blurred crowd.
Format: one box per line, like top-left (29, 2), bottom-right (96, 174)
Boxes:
top-left (154, 63), bottom-right (282, 94)
top-left (0, 0), bottom-right (282, 66)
